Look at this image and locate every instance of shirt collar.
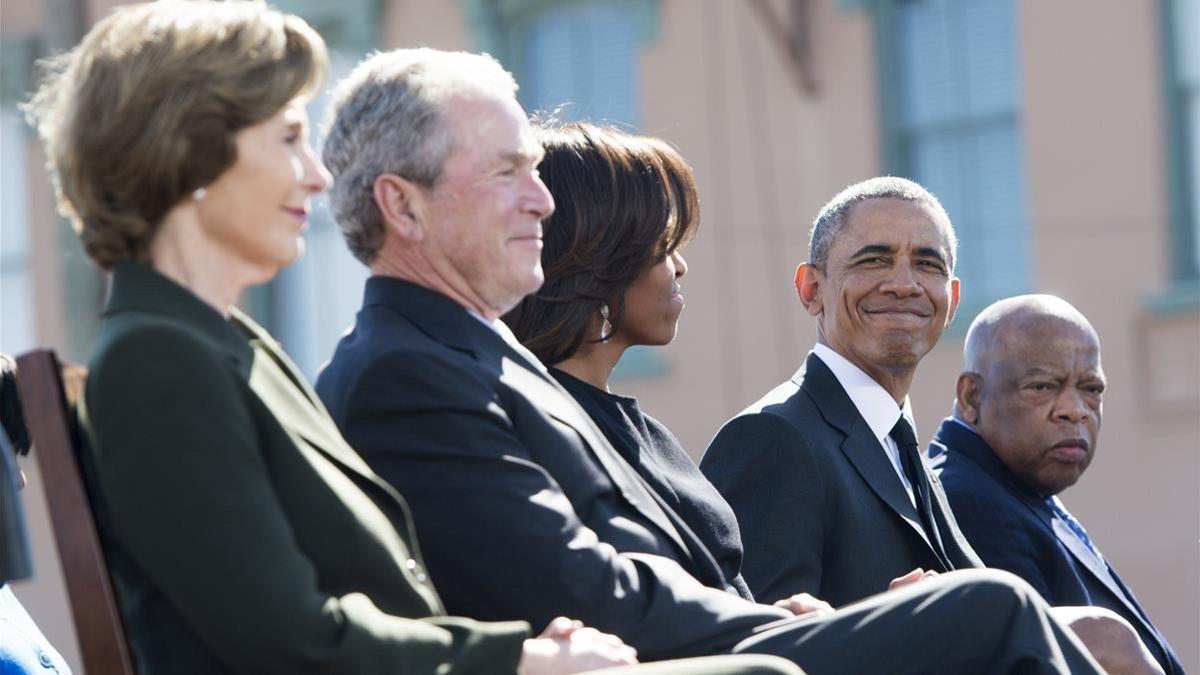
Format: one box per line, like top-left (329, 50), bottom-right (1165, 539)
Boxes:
top-left (812, 343), bottom-right (914, 445)
top-left (949, 416), bottom-right (977, 433)
top-left (466, 308), bottom-right (503, 335)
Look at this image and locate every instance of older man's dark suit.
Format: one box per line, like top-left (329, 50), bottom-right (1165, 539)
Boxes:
top-left (928, 419), bottom-right (1184, 675)
top-left (701, 353), bottom-right (982, 608)
top-left (316, 277), bottom-right (1101, 674)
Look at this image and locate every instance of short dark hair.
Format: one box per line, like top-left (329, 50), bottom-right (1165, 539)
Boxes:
top-left (504, 122), bottom-right (699, 365)
top-left (0, 354), bottom-right (30, 456)
top-left (809, 176), bottom-right (957, 272)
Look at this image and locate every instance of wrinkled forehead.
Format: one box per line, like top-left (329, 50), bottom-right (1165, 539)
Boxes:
top-left (442, 92), bottom-right (539, 165)
top-left (994, 314), bottom-right (1103, 370)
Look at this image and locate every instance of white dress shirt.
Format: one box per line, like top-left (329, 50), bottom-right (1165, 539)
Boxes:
top-left (812, 343), bottom-right (917, 505)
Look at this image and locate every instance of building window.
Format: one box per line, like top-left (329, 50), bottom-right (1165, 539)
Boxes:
top-left (462, 0), bottom-right (657, 127)
top-left (879, 0), bottom-right (1030, 317)
top-left (509, 0), bottom-right (641, 126)
top-left (464, 0), bottom-right (665, 380)
top-left (1164, 0), bottom-right (1199, 285)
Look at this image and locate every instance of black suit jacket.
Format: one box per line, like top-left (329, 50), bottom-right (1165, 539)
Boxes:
top-left (316, 278), bottom-right (792, 661)
top-left (928, 419), bottom-right (1184, 675)
top-left (701, 353), bottom-right (982, 608)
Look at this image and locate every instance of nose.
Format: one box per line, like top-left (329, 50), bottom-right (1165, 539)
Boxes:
top-left (672, 250), bottom-right (688, 278)
top-left (302, 142), bottom-right (332, 193)
top-left (878, 260), bottom-right (922, 296)
top-left (1053, 388), bottom-right (1090, 425)
top-left (526, 171), bottom-right (555, 220)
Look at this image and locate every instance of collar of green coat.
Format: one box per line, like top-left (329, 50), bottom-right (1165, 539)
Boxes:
top-left (104, 261), bottom-right (256, 372)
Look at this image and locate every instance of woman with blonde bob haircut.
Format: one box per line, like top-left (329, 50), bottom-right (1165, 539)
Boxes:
top-left (23, 3), bottom-right (658, 674)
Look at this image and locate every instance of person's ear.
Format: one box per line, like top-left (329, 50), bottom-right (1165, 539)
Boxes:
top-left (795, 262), bottom-right (823, 317)
top-left (956, 372), bottom-right (983, 425)
top-left (946, 276), bottom-right (961, 326)
top-left (374, 173), bottom-right (428, 242)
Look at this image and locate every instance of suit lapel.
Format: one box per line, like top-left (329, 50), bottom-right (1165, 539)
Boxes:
top-left (797, 355), bottom-right (938, 554)
top-left (926, 468), bottom-right (982, 567)
top-left (939, 422), bottom-right (1158, 632)
top-left (492, 339), bottom-right (695, 561)
top-left (376, 278), bottom-right (695, 564)
top-left (1049, 511), bottom-right (1160, 631)
top-left (246, 337), bottom-right (396, 496)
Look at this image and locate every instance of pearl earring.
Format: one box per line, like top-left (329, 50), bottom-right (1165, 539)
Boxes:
top-left (193, 187), bottom-right (207, 201)
top-left (599, 304), bottom-right (612, 341)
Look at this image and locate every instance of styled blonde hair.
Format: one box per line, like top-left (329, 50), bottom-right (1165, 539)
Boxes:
top-left (24, 0), bottom-right (328, 268)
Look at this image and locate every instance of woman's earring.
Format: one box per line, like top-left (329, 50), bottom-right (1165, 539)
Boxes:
top-left (599, 304), bottom-right (612, 341)
top-left (193, 187), bottom-right (207, 201)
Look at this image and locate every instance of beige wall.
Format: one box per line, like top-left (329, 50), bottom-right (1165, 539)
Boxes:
top-left (1016, 0), bottom-right (1199, 661)
top-left (4, 1), bottom-right (1196, 672)
top-left (621, 0), bottom-right (1200, 667)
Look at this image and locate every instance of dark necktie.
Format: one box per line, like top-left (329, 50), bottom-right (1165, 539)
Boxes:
top-left (889, 418), bottom-right (952, 570)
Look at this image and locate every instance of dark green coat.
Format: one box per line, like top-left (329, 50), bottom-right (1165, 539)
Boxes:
top-left (80, 262), bottom-right (527, 674)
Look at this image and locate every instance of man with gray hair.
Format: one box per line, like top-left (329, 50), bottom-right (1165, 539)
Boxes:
top-left (704, 176), bottom-right (981, 609)
top-left (316, 52), bottom-right (1103, 673)
top-left (929, 295), bottom-right (1183, 674)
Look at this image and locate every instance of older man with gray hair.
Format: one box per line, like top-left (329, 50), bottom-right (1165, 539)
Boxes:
top-left (316, 50), bottom-right (1104, 674)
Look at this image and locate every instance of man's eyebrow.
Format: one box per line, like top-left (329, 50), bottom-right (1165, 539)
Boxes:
top-left (501, 148), bottom-right (544, 164)
top-left (1020, 366), bottom-right (1064, 378)
top-left (913, 246), bottom-right (948, 264)
top-left (848, 243), bottom-right (895, 259)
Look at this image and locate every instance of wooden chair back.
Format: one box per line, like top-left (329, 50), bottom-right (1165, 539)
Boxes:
top-left (15, 348), bottom-right (136, 675)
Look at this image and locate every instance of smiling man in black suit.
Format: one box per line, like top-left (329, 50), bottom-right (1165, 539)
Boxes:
top-left (703, 177), bottom-right (981, 609)
top-left (314, 50), bottom-right (1103, 674)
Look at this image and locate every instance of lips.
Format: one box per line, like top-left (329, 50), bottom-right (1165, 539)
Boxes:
top-left (510, 234), bottom-right (543, 248)
top-left (863, 306), bottom-right (931, 318)
top-left (1047, 438), bottom-right (1090, 463)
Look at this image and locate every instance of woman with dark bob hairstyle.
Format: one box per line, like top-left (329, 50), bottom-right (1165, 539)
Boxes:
top-left (505, 123), bottom-right (834, 617)
top-left (21, 3), bottom-right (666, 674)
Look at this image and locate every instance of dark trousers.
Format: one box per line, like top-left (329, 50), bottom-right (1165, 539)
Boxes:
top-left (733, 569), bottom-right (1100, 675)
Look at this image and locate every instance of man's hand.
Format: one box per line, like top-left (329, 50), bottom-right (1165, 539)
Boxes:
top-left (519, 616), bottom-right (638, 675)
top-left (888, 567), bottom-right (939, 590)
top-left (772, 592), bottom-right (834, 617)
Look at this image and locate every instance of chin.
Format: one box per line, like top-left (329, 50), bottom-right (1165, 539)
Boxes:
top-left (873, 347), bottom-right (921, 371)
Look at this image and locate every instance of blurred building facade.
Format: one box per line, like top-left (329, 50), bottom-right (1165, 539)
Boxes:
top-left (0, 0), bottom-right (1196, 671)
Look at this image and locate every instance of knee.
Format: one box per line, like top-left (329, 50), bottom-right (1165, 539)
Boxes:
top-left (1052, 606), bottom-right (1164, 675)
top-left (935, 568), bottom-right (1044, 614)
top-left (739, 655), bottom-right (807, 675)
